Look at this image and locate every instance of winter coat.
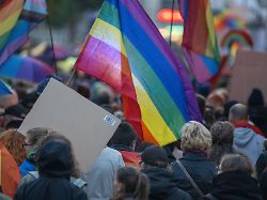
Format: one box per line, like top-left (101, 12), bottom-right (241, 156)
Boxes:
top-left (172, 152), bottom-right (217, 199)
top-left (14, 140), bottom-right (87, 200)
top-left (205, 171), bottom-right (262, 200)
top-left (142, 167), bottom-right (192, 200)
top-left (234, 127), bottom-right (265, 166)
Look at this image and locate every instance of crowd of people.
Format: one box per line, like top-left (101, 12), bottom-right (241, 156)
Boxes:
top-left (0, 74), bottom-right (267, 200)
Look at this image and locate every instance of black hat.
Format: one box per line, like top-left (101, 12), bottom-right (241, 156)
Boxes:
top-left (141, 145), bottom-right (169, 168)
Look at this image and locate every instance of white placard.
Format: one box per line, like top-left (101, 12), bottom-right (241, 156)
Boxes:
top-left (19, 78), bottom-right (120, 172)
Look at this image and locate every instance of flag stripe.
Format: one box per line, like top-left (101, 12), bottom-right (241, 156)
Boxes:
top-left (132, 76), bottom-right (177, 145)
top-left (90, 18), bottom-right (126, 56)
top-left (0, 0), bottom-right (23, 21)
top-left (76, 36), bottom-right (123, 91)
top-left (0, 10), bottom-right (22, 36)
top-left (100, 1), bottom-right (191, 121)
top-left (124, 38), bottom-right (186, 137)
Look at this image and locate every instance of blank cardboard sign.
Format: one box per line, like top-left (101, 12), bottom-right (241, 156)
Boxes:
top-left (18, 78), bottom-right (121, 172)
top-left (228, 50), bottom-right (267, 104)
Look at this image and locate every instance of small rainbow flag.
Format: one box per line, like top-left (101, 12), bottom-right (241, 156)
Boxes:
top-left (76, 0), bottom-right (201, 146)
top-left (0, 0), bottom-right (47, 65)
top-left (178, 0), bottom-right (220, 83)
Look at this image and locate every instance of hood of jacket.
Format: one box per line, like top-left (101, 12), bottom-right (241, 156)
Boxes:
top-left (37, 140), bottom-right (73, 178)
top-left (234, 128), bottom-right (256, 147)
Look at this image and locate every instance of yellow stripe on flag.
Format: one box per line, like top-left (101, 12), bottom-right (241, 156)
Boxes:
top-left (132, 76), bottom-right (176, 146)
top-left (90, 18), bottom-right (127, 56)
top-left (0, 10), bottom-right (22, 36)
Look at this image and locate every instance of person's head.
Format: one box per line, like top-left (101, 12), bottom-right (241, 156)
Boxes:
top-left (248, 88), bottom-right (264, 107)
top-left (181, 121), bottom-right (212, 153)
top-left (25, 127), bottom-right (54, 161)
top-left (229, 103), bottom-right (248, 122)
top-left (114, 167), bottom-right (149, 200)
top-left (219, 154), bottom-right (253, 175)
top-left (209, 122), bottom-right (234, 165)
top-left (108, 122), bottom-right (138, 151)
top-left (92, 92), bottom-right (111, 106)
top-left (210, 121), bottom-right (234, 145)
top-left (36, 133), bottom-right (80, 178)
top-left (141, 145), bottom-right (169, 169)
top-left (0, 129), bottom-right (26, 165)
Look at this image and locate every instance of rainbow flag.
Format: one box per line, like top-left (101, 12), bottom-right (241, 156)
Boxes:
top-left (75, 0), bottom-right (201, 146)
top-left (0, 0), bottom-right (47, 65)
top-left (178, 0), bottom-right (220, 83)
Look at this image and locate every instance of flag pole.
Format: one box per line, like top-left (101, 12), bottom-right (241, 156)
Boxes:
top-left (46, 12), bottom-right (57, 74)
top-left (169, 0), bottom-right (175, 47)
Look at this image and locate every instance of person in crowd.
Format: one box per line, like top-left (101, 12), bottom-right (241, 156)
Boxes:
top-left (204, 154), bottom-right (262, 200)
top-left (19, 127), bottom-right (53, 177)
top-left (247, 88), bottom-right (267, 136)
top-left (0, 129), bottom-right (26, 165)
top-left (113, 167), bottom-right (149, 200)
top-left (108, 122), bottom-right (140, 167)
top-left (229, 103), bottom-right (265, 165)
top-left (14, 133), bottom-right (87, 200)
top-left (84, 146), bottom-right (125, 200)
top-left (248, 88), bottom-right (264, 108)
top-left (209, 121), bottom-right (235, 166)
top-left (172, 121), bottom-right (217, 199)
top-left (141, 145), bottom-right (192, 200)
top-left (19, 134), bottom-right (86, 189)
top-left (0, 141), bottom-right (20, 198)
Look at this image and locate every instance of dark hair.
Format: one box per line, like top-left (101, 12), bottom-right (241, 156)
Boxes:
top-left (108, 122), bottom-right (137, 150)
top-left (248, 88), bottom-right (264, 107)
top-left (113, 167), bottom-right (149, 200)
top-left (209, 121), bottom-right (234, 165)
top-left (220, 154), bottom-right (253, 175)
top-left (141, 145), bottom-right (169, 168)
top-left (92, 92), bottom-right (111, 106)
top-left (37, 133), bottom-right (80, 178)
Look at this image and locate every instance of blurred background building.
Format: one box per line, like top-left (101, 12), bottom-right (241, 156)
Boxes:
top-left (30, 0), bottom-right (267, 52)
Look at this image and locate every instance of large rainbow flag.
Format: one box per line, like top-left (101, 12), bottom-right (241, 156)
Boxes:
top-left (178, 0), bottom-right (220, 83)
top-left (75, 0), bottom-right (201, 146)
top-left (0, 0), bottom-right (47, 65)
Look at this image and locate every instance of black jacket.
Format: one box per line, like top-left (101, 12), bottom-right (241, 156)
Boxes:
top-left (259, 170), bottom-right (267, 200)
top-left (142, 167), bottom-right (192, 200)
top-left (206, 171), bottom-right (262, 200)
top-left (172, 152), bottom-right (217, 199)
top-left (14, 140), bottom-right (87, 200)
top-left (14, 177), bottom-right (87, 200)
